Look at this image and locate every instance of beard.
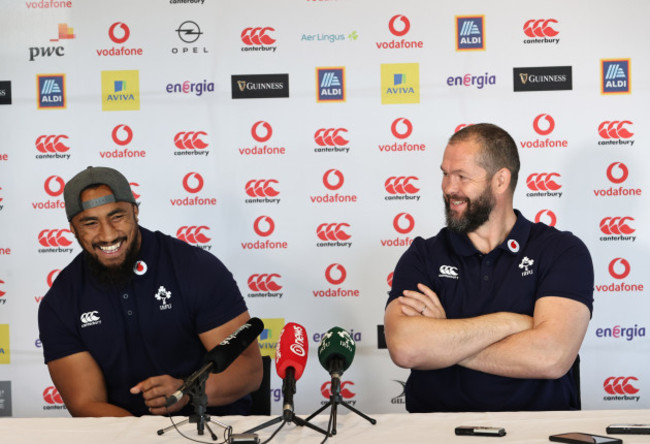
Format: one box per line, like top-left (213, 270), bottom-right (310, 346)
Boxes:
top-left (83, 235), bottom-right (141, 287)
top-left (444, 183), bottom-right (495, 233)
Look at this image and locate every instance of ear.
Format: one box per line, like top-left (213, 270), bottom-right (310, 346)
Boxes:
top-left (492, 168), bottom-right (511, 195)
top-left (133, 204), bottom-right (139, 223)
top-left (69, 221), bottom-right (77, 237)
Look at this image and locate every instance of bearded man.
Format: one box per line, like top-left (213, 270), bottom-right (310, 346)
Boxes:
top-left (384, 123), bottom-right (593, 412)
top-left (38, 166), bottom-right (262, 417)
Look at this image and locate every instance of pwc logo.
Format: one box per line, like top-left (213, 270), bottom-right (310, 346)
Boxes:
top-left (321, 381), bottom-right (356, 400)
top-left (182, 172), bottom-right (204, 193)
top-left (523, 19), bottom-right (559, 43)
top-left (608, 258), bottom-right (631, 280)
top-left (253, 215), bottom-right (275, 237)
top-left (384, 176), bottom-right (420, 202)
top-left (316, 223), bottom-right (351, 247)
top-left (43, 386), bottom-right (64, 405)
top-left (176, 226), bottom-right (211, 245)
top-left (314, 128), bottom-right (350, 153)
top-left (174, 131), bottom-right (208, 149)
top-left (534, 210), bottom-right (557, 227)
top-left (603, 376), bottom-right (639, 396)
top-left (600, 217), bottom-right (635, 236)
top-left (393, 213), bottom-right (415, 234)
top-left (247, 274), bottom-right (282, 292)
top-left (35, 134), bottom-right (70, 159)
top-left (43, 175), bottom-right (65, 197)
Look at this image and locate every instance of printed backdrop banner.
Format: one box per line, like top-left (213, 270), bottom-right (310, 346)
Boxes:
top-left (0, 0), bottom-right (649, 417)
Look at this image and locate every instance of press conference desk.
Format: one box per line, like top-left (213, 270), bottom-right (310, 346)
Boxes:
top-left (1, 410), bottom-right (650, 443)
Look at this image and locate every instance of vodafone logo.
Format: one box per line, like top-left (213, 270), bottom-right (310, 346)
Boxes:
top-left (182, 172), bottom-right (204, 193)
top-left (176, 226), bottom-right (211, 244)
top-left (388, 15), bottom-right (410, 37)
top-left (251, 121), bottom-right (272, 142)
top-left (534, 210), bottom-right (557, 227)
top-left (533, 114), bottom-right (555, 135)
top-left (599, 121), bottom-right (634, 139)
top-left (600, 217), bottom-right (635, 235)
top-left (43, 386), bottom-right (64, 404)
top-left (606, 162), bottom-right (629, 184)
top-left (38, 229), bottom-right (73, 247)
top-left (321, 381), bottom-right (355, 399)
top-left (455, 123), bottom-right (473, 133)
top-left (111, 124), bottom-right (133, 146)
top-left (46, 269), bottom-right (61, 287)
top-left (314, 128), bottom-right (349, 147)
top-left (246, 179), bottom-right (279, 197)
top-left (609, 258), bottom-right (631, 279)
top-left (385, 176), bottom-right (419, 194)
top-left (323, 169), bottom-right (344, 191)
top-left (129, 182), bottom-right (140, 200)
top-left (174, 131), bottom-right (208, 149)
top-left (387, 272), bottom-right (394, 288)
top-left (247, 273), bottom-right (282, 292)
top-left (391, 118), bottom-right (413, 139)
top-left (523, 19), bottom-right (559, 38)
top-left (526, 173), bottom-right (561, 191)
top-left (317, 223), bottom-right (351, 241)
top-left (109, 22), bottom-right (130, 44)
top-left (44, 175), bottom-right (65, 197)
top-left (325, 263), bottom-right (346, 285)
top-left (253, 215), bottom-right (275, 237)
top-left (241, 27), bottom-right (276, 45)
top-left (393, 213), bottom-right (415, 234)
top-left (603, 376), bottom-right (639, 395)
top-left (35, 135), bottom-right (69, 153)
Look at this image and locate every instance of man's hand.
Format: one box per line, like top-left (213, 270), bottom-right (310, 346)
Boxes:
top-left (399, 283), bottom-right (447, 319)
top-left (130, 375), bottom-right (189, 415)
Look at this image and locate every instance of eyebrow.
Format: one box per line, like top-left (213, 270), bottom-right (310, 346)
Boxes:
top-left (77, 208), bottom-right (128, 223)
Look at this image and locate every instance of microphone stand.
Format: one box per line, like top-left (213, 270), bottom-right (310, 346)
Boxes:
top-left (304, 360), bottom-right (376, 437)
top-left (244, 367), bottom-right (329, 438)
top-left (157, 373), bottom-right (232, 441)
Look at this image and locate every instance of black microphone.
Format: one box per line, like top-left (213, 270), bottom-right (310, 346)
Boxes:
top-left (165, 317), bottom-right (264, 407)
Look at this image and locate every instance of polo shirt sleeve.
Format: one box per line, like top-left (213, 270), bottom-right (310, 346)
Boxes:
top-left (386, 236), bottom-right (433, 308)
top-left (536, 232), bottom-right (594, 314)
top-left (38, 287), bottom-right (86, 364)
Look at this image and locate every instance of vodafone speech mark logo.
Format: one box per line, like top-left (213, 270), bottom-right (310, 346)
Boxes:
top-left (321, 381), bottom-right (356, 399)
top-left (391, 118), bottom-right (413, 139)
top-left (317, 223), bottom-right (351, 241)
top-left (253, 215), bottom-right (275, 237)
top-left (606, 162), bottom-right (629, 184)
top-left (533, 113), bottom-right (555, 135)
top-left (600, 217), bottom-right (635, 235)
top-left (387, 272), bottom-right (394, 288)
top-left (44, 176), bottom-right (65, 197)
top-left (455, 123), bottom-right (473, 133)
top-left (43, 386), bottom-right (64, 404)
top-left (241, 27), bottom-right (276, 46)
top-left (109, 22), bottom-right (130, 44)
top-left (46, 269), bottom-right (60, 287)
top-left (603, 376), bottom-right (639, 396)
top-left (325, 263), bottom-right (346, 285)
top-left (323, 169), bottom-right (344, 191)
top-left (247, 273), bottom-right (282, 292)
top-left (534, 210), bottom-right (557, 227)
top-left (182, 172), bottom-right (204, 193)
top-left (174, 131), bottom-right (208, 149)
top-left (35, 135), bottom-right (69, 153)
top-left (251, 121), bottom-right (272, 142)
top-left (246, 179), bottom-right (279, 197)
top-left (176, 226), bottom-right (211, 245)
top-left (385, 176), bottom-right (419, 195)
top-left (599, 121), bottom-right (634, 140)
top-left (526, 173), bottom-right (561, 191)
top-left (389, 15), bottom-right (410, 37)
top-left (523, 19), bottom-right (559, 38)
top-left (38, 229), bottom-right (73, 247)
top-left (609, 258), bottom-right (631, 279)
top-left (314, 128), bottom-right (349, 147)
top-left (111, 124), bottom-right (133, 146)
top-left (393, 213), bottom-right (415, 234)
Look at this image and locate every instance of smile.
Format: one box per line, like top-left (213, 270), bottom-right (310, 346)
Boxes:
top-left (98, 240), bottom-right (123, 254)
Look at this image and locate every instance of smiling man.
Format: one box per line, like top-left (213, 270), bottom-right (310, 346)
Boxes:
top-left (384, 123), bottom-right (594, 412)
top-left (38, 166), bottom-right (262, 417)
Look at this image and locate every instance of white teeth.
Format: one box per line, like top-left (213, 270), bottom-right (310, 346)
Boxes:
top-left (99, 241), bottom-right (122, 254)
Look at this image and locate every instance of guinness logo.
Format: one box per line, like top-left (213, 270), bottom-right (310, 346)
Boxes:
top-left (519, 73), bottom-right (529, 84)
top-left (237, 80), bottom-right (247, 92)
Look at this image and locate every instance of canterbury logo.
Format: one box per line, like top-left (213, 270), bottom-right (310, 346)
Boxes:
top-left (534, 209), bottom-right (557, 227)
top-left (603, 376), bottom-right (639, 395)
top-left (388, 15), bottom-right (410, 37)
top-left (241, 27), bottom-right (276, 45)
top-left (609, 257), bottom-right (631, 279)
top-left (322, 381), bottom-right (355, 399)
top-left (439, 265), bottom-right (459, 279)
top-left (393, 213), bottom-right (415, 234)
top-left (174, 131), bottom-right (208, 149)
top-left (80, 311), bottom-right (100, 324)
top-left (245, 179), bottom-right (279, 197)
top-left (251, 121), bottom-right (272, 142)
top-left (182, 172), bottom-right (204, 193)
top-left (323, 169), bottom-right (344, 191)
top-left (606, 162), bottom-right (629, 184)
top-left (43, 386), bottom-right (64, 404)
top-left (598, 121), bottom-right (634, 139)
top-left (385, 176), bottom-right (419, 194)
top-left (391, 118), bottom-right (412, 139)
top-left (111, 124), bottom-right (133, 146)
top-left (600, 217), bottom-right (635, 235)
top-left (108, 22), bottom-right (130, 44)
top-left (314, 128), bottom-right (349, 147)
top-left (35, 135), bottom-right (70, 153)
top-left (533, 113), bottom-right (555, 135)
top-left (247, 273), bottom-right (282, 292)
top-left (317, 223), bottom-right (351, 241)
top-left (325, 263), bottom-right (346, 285)
top-left (523, 19), bottom-right (559, 38)
top-left (526, 173), bottom-right (561, 191)
top-left (38, 229), bottom-right (73, 247)
top-left (44, 175), bottom-right (65, 197)
top-left (253, 215), bottom-right (275, 237)
top-left (176, 226), bottom-right (211, 244)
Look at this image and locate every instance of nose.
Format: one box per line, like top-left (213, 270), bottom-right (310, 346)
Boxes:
top-left (442, 174), bottom-right (457, 197)
top-left (97, 219), bottom-right (118, 243)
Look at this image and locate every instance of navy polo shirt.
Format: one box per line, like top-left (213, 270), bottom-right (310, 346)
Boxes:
top-left (38, 227), bottom-right (251, 416)
top-left (387, 210), bottom-right (594, 412)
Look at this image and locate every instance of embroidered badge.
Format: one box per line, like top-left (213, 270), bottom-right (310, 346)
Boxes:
top-left (155, 285), bottom-right (172, 310)
top-left (518, 256), bottom-right (534, 277)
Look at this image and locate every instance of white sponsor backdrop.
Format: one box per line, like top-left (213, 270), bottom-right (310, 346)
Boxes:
top-left (0, 0), bottom-right (649, 417)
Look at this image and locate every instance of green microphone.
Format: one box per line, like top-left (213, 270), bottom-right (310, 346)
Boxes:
top-left (318, 326), bottom-right (356, 377)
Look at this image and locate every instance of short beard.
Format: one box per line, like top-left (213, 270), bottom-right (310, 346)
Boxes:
top-left (445, 184), bottom-right (495, 233)
top-left (83, 236), bottom-right (140, 287)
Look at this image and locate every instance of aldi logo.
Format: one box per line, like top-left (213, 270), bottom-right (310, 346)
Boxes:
top-left (37, 74), bottom-right (66, 109)
top-left (456, 16), bottom-right (485, 50)
top-left (101, 70), bottom-right (140, 111)
top-left (602, 59), bottom-right (630, 94)
top-left (381, 63), bottom-right (419, 104)
top-left (316, 67), bottom-right (345, 102)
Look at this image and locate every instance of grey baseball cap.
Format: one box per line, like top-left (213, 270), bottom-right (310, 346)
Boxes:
top-left (64, 166), bottom-right (136, 221)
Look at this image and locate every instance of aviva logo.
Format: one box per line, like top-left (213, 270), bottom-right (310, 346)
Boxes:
top-left (381, 63), bottom-right (420, 104)
top-left (258, 318), bottom-right (284, 358)
top-left (0, 324), bottom-right (9, 364)
top-left (101, 70), bottom-right (140, 111)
